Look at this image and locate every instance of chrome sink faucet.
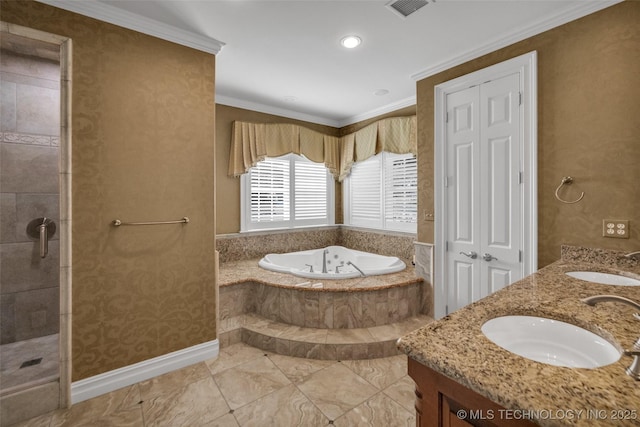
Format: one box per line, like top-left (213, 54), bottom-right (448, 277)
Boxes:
top-left (582, 295), bottom-right (640, 318)
top-left (624, 251), bottom-right (640, 260)
top-left (582, 295), bottom-right (640, 380)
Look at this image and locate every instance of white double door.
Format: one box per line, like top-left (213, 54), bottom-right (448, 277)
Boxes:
top-left (445, 72), bottom-right (523, 314)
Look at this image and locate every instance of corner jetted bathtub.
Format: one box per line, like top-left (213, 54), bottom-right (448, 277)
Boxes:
top-left (258, 245), bottom-right (406, 279)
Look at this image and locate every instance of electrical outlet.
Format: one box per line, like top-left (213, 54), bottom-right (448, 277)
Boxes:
top-left (602, 219), bottom-right (629, 239)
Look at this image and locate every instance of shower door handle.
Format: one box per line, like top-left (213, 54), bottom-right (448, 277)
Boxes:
top-left (27, 218), bottom-right (56, 258)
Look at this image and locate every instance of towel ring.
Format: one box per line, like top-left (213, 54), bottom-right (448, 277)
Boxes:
top-left (555, 176), bottom-right (584, 204)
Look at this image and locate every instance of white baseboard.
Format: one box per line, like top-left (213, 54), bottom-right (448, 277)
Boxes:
top-left (71, 339), bottom-right (219, 404)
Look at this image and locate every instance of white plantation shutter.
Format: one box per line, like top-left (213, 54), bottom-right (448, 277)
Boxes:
top-left (384, 153), bottom-right (418, 232)
top-left (249, 158), bottom-right (290, 223)
top-left (345, 152), bottom-right (417, 232)
top-left (348, 154), bottom-right (382, 229)
top-left (294, 158), bottom-right (328, 221)
top-left (242, 154), bottom-right (334, 231)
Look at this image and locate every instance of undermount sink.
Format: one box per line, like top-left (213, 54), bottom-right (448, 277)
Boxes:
top-left (481, 316), bottom-right (620, 369)
top-left (566, 271), bottom-right (640, 286)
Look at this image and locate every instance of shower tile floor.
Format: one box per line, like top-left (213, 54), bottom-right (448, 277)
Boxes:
top-left (13, 342), bottom-right (416, 426)
top-left (1, 334), bottom-right (58, 395)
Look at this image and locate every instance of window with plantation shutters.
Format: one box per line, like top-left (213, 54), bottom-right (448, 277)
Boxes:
top-left (347, 154), bottom-right (383, 229)
top-left (294, 160), bottom-right (328, 221)
top-left (241, 154), bottom-right (334, 231)
top-left (249, 157), bottom-right (290, 223)
top-left (384, 153), bottom-right (417, 232)
top-left (344, 152), bottom-right (417, 233)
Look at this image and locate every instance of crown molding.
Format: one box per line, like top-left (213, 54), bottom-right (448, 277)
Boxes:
top-left (411, 0), bottom-right (622, 81)
top-left (217, 94), bottom-right (417, 129)
top-left (36, 0), bottom-right (225, 54)
top-left (337, 96), bottom-right (416, 128)
top-left (216, 95), bottom-right (342, 128)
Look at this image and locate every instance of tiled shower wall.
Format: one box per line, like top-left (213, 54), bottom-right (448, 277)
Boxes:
top-left (216, 226), bottom-right (415, 263)
top-left (0, 50), bottom-right (60, 344)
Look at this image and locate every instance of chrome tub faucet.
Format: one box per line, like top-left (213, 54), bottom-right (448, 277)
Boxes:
top-left (322, 249), bottom-right (329, 274)
top-left (346, 261), bottom-right (366, 277)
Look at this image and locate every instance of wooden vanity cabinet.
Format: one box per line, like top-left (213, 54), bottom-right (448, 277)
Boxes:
top-left (408, 358), bottom-right (537, 427)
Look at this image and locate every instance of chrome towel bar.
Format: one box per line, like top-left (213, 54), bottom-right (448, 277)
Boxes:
top-left (554, 176), bottom-right (584, 204)
top-left (112, 217), bottom-right (189, 227)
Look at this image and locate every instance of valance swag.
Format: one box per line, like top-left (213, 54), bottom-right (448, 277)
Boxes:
top-left (228, 116), bottom-right (417, 182)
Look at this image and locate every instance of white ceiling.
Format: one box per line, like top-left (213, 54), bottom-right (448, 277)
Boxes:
top-left (42, 0), bottom-right (619, 127)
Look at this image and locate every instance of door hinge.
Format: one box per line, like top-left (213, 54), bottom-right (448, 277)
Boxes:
top-left (519, 171), bottom-right (523, 184)
top-left (446, 305), bottom-right (449, 315)
top-left (444, 176), bottom-right (449, 187)
top-left (519, 250), bottom-right (523, 263)
top-left (445, 241), bottom-right (449, 252)
top-left (445, 111), bottom-right (449, 123)
top-left (519, 92), bottom-right (523, 106)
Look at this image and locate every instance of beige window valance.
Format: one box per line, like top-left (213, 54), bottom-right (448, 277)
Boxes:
top-left (228, 116), bottom-right (417, 182)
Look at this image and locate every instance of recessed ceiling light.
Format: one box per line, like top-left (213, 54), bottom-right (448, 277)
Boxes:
top-left (340, 35), bottom-right (361, 49)
top-left (283, 96), bottom-right (297, 102)
top-left (374, 89), bottom-right (390, 96)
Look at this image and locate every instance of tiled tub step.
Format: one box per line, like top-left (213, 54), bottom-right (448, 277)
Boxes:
top-left (220, 313), bottom-right (433, 360)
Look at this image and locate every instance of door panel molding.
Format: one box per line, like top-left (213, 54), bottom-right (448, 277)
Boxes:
top-left (434, 51), bottom-right (538, 319)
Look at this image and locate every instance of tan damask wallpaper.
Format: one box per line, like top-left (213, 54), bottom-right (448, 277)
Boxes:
top-left (1, 1), bottom-right (217, 380)
top-left (416, 1), bottom-right (640, 267)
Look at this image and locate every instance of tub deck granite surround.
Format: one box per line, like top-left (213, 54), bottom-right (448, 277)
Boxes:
top-left (219, 258), bottom-right (421, 291)
top-left (218, 258), bottom-right (431, 360)
top-left (216, 226), bottom-right (416, 264)
top-left (398, 246), bottom-right (640, 427)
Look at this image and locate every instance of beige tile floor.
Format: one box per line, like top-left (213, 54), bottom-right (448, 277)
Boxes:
top-left (13, 343), bottom-right (417, 427)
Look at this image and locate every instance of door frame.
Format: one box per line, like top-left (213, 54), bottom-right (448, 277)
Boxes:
top-left (0, 22), bottom-right (73, 408)
top-left (434, 51), bottom-right (538, 319)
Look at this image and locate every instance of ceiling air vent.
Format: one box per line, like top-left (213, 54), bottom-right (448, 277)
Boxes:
top-left (386, 0), bottom-right (429, 18)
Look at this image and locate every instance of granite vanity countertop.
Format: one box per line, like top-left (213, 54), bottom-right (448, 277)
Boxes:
top-left (398, 253), bottom-right (640, 426)
top-left (218, 258), bottom-right (422, 292)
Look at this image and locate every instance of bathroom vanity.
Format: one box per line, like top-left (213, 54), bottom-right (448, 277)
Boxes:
top-left (398, 246), bottom-right (640, 427)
